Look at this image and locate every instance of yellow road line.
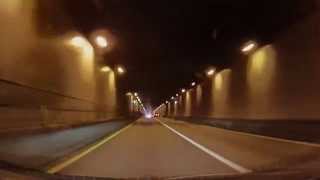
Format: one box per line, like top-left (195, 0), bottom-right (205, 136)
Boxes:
top-left (45, 122), bottom-right (135, 174)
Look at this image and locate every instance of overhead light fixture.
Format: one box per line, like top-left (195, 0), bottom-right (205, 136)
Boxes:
top-left (95, 35), bottom-right (108, 48)
top-left (126, 92), bottom-right (132, 96)
top-left (116, 65), bottom-right (125, 75)
top-left (191, 82), bottom-right (196, 86)
top-left (242, 41), bottom-right (257, 53)
top-left (206, 68), bottom-right (215, 77)
top-left (181, 89), bottom-right (186, 93)
top-left (100, 66), bottom-right (111, 72)
top-left (69, 36), bottom-right (88, 48)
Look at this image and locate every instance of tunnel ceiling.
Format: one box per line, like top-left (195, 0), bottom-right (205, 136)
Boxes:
top-left (43, 0), bottom-right (316, 108)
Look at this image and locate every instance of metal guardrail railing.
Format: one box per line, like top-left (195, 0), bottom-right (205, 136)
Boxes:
top-left (0, 79), bottom-right (121, 126)
top-left (0, 104), bottom-right (119, 128)
top-left (0, 104), bottom-right (114, 113)
top-left (0, 78), bottom-right (97, 105)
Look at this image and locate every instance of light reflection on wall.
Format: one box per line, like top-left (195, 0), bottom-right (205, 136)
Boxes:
top-left (67, 35), bottom-right (95, 80)
top-left (176, 96), bottom-right (181, 115)
top-left (68, 36), bottom-right (94, 62)
top-left (178, 96), bottom-right (183, 104)
top-left (167, 102), bottom-right (171, 116)
top-left (211, 69), bottom-right (232, 117)
top-left (246, 45), bottom-right (277, 117)
top-left (105, 71), bottom-right (117, 111)
top-left (174, 101), bottom-right (178, 116)
top-left (64, 33), bottom-right (96, 100)
top-left (133, 99), bottom-right (139, 112)
top-left (196, 85), bottom-right (203, 107)
top-left (215, 73), bottom-right (224, 91)
top-left (128, 94), bottom-right (134, 113)
top-left (184, 91), bottom-right (192, 116)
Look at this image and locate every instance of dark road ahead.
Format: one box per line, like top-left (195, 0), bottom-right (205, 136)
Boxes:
top-left (53, 118), bottom-right (320, 179)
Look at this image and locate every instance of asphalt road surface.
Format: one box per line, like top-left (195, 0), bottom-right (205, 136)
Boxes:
top-left (59, 118), bottom-right (320, 179)
top-left (0, 120), bottom-right (131, 168)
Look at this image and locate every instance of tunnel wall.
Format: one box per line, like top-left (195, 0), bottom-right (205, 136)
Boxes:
top-left (164, 8), bottom-right (320, 121)
top-left (0, 0), bottom-right (131, 132)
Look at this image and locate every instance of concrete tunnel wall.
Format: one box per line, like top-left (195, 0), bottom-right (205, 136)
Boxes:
top-left (162, 8), bottom-right (320, 120)
top-left (0, 0), bottom-right (132, 131)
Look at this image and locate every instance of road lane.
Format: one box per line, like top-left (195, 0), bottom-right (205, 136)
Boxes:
top-left (0, 120), bottom-right (131, 168)
top-left (59, 118), bottom-right (237, 178)
top-left (158, 120), bottom-right (251, 173)
top-left (159, 118), bottom-right (320, 171)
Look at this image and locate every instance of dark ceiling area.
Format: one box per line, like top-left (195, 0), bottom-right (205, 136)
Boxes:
top-left (54, 0), bottom-right (316, 108)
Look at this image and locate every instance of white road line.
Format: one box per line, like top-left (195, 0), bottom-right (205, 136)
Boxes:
top-left (157, 119), bottom-right (252, 174)
top-left (163, 117), bottom-right (320, 148)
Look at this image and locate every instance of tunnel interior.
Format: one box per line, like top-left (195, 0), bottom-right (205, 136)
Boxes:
top-left (0, 0), bottom-right (320, 179)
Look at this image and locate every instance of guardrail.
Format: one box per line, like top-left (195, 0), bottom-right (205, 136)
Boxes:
top-left (0, 78), bottom-right (96, 104)
top-left (0, 79), bottom-right (120, 132)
